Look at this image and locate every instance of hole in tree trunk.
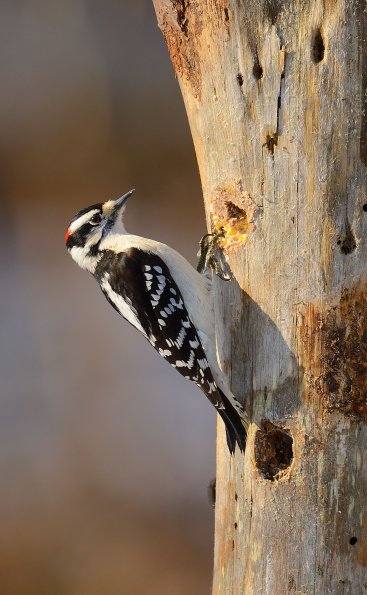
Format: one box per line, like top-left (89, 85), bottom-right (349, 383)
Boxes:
top-left (312, 28), bottom-right (325, 63)
top-left (254, 422), bottom-right (293, 481)
top-left (208, 478), bottom-right (216, 507)
top-left (253, 58), bottom-right (263, 80)
top-left (349, 536), bottom-right (358, 545)
top-left (264, 133), bottom-right (278, 154)
top-left (339, 222), bottom-right (356, 254)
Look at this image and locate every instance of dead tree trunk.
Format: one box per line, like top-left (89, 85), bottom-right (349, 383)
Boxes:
top-left (152, 1), bottom-right (367, 593)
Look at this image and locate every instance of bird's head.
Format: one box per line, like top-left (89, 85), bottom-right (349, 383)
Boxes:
top-left (65, 189), bottom-right (134, 272)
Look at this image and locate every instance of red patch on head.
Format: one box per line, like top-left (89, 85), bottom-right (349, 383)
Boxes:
top-left (65, 229), bottom-right (71, 244)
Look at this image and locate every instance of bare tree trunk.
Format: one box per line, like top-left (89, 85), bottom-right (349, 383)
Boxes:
top-left (152, 1), bottom-right (367, 593)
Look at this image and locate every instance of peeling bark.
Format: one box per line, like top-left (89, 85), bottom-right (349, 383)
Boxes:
top-left (152, 1), bottom-right (367, 593)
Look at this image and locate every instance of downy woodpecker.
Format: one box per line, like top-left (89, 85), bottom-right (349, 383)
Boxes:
top-left (65, 190), bottom-right (248, 453)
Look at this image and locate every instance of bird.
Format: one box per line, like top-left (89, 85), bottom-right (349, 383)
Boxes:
top-left (65, 189), bottom-right (248, 453)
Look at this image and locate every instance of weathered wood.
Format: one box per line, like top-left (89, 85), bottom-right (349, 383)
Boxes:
top-left (152, 1), bottom-right (367, 593)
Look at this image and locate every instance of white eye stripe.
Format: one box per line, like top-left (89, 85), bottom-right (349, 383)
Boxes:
top-left (69, 209), bottom-right (100, 233)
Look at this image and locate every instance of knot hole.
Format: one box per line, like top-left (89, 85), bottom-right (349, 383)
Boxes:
top-left (312, 28), bottom-right (325, 63)
top-left (255, 422), bottom-right (293, 481)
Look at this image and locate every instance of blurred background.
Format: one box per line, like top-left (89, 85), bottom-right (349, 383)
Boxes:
top-left (0, 1), bottom-right (215, 593)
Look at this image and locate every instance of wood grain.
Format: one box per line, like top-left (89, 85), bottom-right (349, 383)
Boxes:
top-left (152, 1), bottom-right (367, 592)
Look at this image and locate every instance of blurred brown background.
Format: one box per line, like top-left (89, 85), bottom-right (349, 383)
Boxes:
top-left (0, 1), bottom-right (216, 593)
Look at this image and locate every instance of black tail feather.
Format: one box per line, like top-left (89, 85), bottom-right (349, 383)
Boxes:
top-left (217, 390), bottom-right (247, 454)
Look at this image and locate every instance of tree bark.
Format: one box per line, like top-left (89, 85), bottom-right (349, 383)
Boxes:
top-left (152, 1), bottom-right (367, 593)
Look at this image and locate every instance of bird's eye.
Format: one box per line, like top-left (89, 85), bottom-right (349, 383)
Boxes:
top-left (90, 213), bottom-right (103, 225)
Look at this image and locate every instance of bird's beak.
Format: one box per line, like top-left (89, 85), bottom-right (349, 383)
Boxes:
top-left (113, 189), bottom-right (135, 210)
top-left (103, 189), bottom-right (135, 221)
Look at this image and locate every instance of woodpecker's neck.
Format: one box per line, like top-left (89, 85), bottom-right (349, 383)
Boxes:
top-left (104, 212), bottom-right (127, 237)
top-left (69, 244), bottom-right (101, 273)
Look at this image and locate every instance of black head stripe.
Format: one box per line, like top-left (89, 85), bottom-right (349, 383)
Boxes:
top-left (66, 203), bottom-right (103, 250)
top-left (66, 222), bottom-right (94, 249)
top-left (70, 203), bottom-right (102, 226)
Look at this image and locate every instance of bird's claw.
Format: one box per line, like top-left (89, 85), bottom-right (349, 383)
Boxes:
top-left (197, 228), bottom-right (232, 281)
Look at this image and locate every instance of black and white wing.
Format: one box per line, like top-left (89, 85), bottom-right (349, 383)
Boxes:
top-left (95, 247), bottom-right (245, 452)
